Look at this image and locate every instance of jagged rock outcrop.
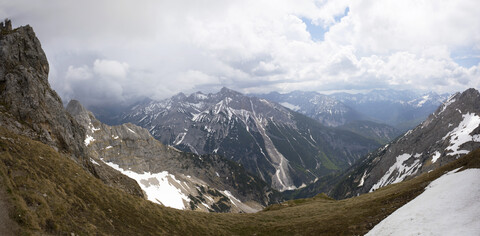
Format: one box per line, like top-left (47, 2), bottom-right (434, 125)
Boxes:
top-left (0, 23), bottom-right (84, 157)
top-left (0, 21), bottom-right (144, 198)
top-left (331, 88), bottom-right (480, 198)
top-left (67, 99), bottom-right (278, 212)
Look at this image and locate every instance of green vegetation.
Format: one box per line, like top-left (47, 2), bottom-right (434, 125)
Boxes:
top-left (317, 151), bottom-right (339, 170)
top-left (1, 126), bottom-right (478, 235)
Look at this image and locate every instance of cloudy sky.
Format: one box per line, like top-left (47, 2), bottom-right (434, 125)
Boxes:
top-left (2, 0), bottom-right (480, 107)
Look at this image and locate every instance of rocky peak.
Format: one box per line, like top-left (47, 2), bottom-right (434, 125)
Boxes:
top-left (171, 92), bottom-right (187, 101)
top-left (0, 19), bottom-right (13, 32)
top-left (66, 99), bottom-right (93, 128)
top-left (458, 88), bottom-right (480, 103)
top-left (0, 21), bottom-right (84, 157)
top-left (218, 87), bottom-right (243, 98)
top-left (0, 22), bottom-right (145, 198)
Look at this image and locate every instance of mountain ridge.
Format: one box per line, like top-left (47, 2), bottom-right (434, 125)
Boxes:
top-left (330, 88), bottom-right (480, 199)
top-left (119, 87), bottom-right (380, 191)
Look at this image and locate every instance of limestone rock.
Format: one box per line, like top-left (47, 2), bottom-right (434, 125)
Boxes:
top-left (0, 21), bottom-right (144, 199)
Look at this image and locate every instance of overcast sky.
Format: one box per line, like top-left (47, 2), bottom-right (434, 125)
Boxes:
top-left (2, 0), bottom-right (480, 107)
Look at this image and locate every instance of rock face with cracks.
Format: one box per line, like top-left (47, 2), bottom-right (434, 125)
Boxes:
top-left (0, 21), bottom-right (144, 198)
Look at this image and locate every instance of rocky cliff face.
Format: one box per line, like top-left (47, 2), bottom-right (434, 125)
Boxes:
top-left (0, 23), bottom-right (85, 157)
top-left (67, 100), bottom-right (277, 212)
top-left (0, 21), bottom-right (144, 198)
top-left (331, 88), bottom-right (480, 198)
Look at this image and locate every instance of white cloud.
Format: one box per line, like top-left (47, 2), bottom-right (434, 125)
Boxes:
top-left (327, 0), bottom-right (480, 55)
top-left (1, 0), bottom-right (479, 106)
top-left (93, 59), bottom-right (129, 79)
top-left (66, 65), bottom-right (92, 80)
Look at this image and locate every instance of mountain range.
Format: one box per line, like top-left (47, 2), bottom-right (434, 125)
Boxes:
top-left (118, 88), bottom-right (380, 191)
top-left (254, 89), bottom-right (449, 132)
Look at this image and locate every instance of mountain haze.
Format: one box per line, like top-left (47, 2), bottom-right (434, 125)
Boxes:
top-left (331, 89), bottom-right (450, 131)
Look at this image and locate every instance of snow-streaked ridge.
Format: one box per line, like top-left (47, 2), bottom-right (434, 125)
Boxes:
top-left (370, 153), bottom-right (422, 192)
top-left (443, 113), bottom-right (480, 156)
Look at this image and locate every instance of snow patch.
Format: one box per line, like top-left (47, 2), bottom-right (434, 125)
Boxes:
top-left (279, 102), bottom-right (300, 111)
top-left (358, 170), bottom-right (367, 187)
top-left (415, 94), bottom-right (430, 107)
top-left (84, 135), bottom-right (95, 146)
top-left (438, 94), bottom-right (457, 114)
top-left (443, 113), bottom-right (480, 156)
top-left (90, 158), bottom-right (101, 166)
top-left (370, 153), bottom-right (422, 192)
top-left (102, 160), bottom-right (190, 210)
top-left (88, 122), bottom-right (100, 133)
top-left (126, 127), bottom-right (136, 134)
top-left (174, 132), bottom-right (187, 145)
top-left (105, 146), bottom-right (113, 150)
top-left (431, 151), bottom-right (441, 163)
top-left (367, 168), bottom-right (480, 236)
top-left (221, 190), bottom-right (240, 207)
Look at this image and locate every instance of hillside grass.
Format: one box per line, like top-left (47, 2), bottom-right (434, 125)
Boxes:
top-left (0, 126), bottom-right (478, 235)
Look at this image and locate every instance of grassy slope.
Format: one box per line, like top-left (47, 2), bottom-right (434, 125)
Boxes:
top-left (1, 126), bottom-right (478, 235)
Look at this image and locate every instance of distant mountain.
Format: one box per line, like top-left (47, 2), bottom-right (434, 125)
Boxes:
top-left (119, 87), bottom-right (380, 191)
top-left (331, 88), bottom-right (480, 199)
top-left (330, 89), bottom-right (450, 131)
top-left (252, 91), bottom-right (365, 127)
top-left (67, 100), bottom-right (277, 213)
top-left (338, 120), bottom-right (402, 145)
